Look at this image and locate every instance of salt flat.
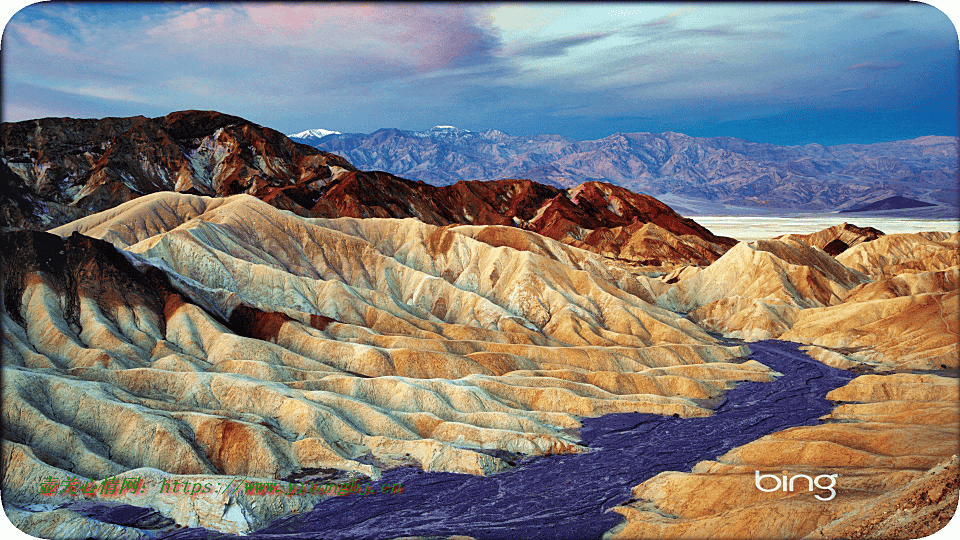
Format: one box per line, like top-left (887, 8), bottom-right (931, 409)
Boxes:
top-left (689, 216), bottom-right (959, 242)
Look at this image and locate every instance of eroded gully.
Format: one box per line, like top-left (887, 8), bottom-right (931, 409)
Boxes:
top-left (154, 339), bottom-right (855, 540)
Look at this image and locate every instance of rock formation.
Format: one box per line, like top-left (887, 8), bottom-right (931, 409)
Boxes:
top-left (0, 110), bottom-right (355, 230)
top-left (645, 225), bottom-right (958, 371)
top-left (309, 175), bottom-right (733, 265)
top-left (2, 193), bottom-right (763, 534)
top-left (777, 222), bottom-right (884, 256)
top-left (2, 112), bottom-right (731, 266)
top-left (836, 231), bottom-right (960, 278)
top-left (605, 373), bottom-right (959, 540)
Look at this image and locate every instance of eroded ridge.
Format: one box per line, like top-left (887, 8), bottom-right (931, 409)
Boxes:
top-left (211, 340), bottom-right (857, 540)
top-left (606, 370), bottom-right (958, 540)
top-left (652, 228), bottom-right (958, 370)
top-left (2, 193), bottom-right (763, 535)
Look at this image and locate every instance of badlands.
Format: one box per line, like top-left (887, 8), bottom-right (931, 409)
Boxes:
top-left (0, 111), bottom-right (956, 539)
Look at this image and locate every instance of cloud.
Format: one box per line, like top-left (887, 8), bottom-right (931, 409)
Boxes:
top-left (655, 24), bottom-right (787, 40)
top-left (642, 12), bottom-right (680, 28)
top-left (1, 2), bottom-right (955, 144)
top-left (834, 87), bottom-right (862, 94)
top-left (857, 6), bottom-right (896, 19)
top-left (847, 61), bottom-right (904, 71)
top-left (395, 5), bottom-right (501, 70)
top-left (513, 31), bottom-right (614, 58)
top-left (5, 3), bottom-right (503, 116)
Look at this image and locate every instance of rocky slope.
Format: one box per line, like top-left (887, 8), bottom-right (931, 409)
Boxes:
top-left (777, 222), bottom-right (884, 256)
top-left (603, 225), bottom-right (958, 538)
top-left (605, 373), bottom-right (958, 540)
top-left (0, 110), bottom-right (355, 230)
top-left (293, 127), bottom-right (958, 212)
top-left (309, 174), bottom-right (734, 265)
top-left (647, 226), bottom-right (959, 371)
top-left (1, 111), bottom-right (956, 539)
top-left (3, 196), bottom-right (955, 538)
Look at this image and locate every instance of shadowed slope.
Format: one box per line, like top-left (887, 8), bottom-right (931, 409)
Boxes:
top-left (777, 222), bottom-right (884, 256)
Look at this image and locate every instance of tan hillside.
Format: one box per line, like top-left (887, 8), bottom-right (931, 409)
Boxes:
top-left (3, 192), bottom-right (765, 533)
top-left (655, 238), bottom-right (870, 340)
top-left (778, 222), bottom-right (884, 256)
top-left (604, 373), bottom-right (959, 540)
top-left (836, 231), bottom-right (959, 278)
top-left (1, 189), bottom-right (955, 537)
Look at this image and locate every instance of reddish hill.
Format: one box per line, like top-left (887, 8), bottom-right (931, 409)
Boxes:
top-left (310, 173), bottom-right (560, 226)
top-left (528, 181), bottom-right (733, 246)
top-left (0, 110), bottom-right (354, 228)
top-left (2, 110), bottom-right (731, 264)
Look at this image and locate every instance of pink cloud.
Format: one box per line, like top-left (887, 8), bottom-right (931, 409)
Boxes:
top-left (10, 24), bottom-right (90, 63)
top-left (133, 4), bottom-right (498, 77)
top-left (243, 4), bottom-right (388, 36)
top-left (381, 5), bottom-right (499, 71)
top-left (157, 6), bottom-right (233, 34)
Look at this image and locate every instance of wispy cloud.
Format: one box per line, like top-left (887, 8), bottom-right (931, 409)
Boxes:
top-left (669, 24), bottom-right (786, 39)
top-left (513, 31), bottom-right (614, 58)
top-left (857, 6), bottom-right (896, 19)
top-left (642, 12), bottom-right (680, 28)
top-left (847, 61), bottom-right (904, 71)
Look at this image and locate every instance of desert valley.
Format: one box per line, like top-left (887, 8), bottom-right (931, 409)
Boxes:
top-left (0, 110), bottom-right (956, 540)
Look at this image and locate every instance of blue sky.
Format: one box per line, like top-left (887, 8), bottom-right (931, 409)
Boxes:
top-left (1, 2), bottom-right (957, 145)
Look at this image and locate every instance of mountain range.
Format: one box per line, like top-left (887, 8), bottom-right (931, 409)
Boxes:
top-left (290, 126), bottom-right (959, 214)
top-left (0, 111), bottom-right (734, 266)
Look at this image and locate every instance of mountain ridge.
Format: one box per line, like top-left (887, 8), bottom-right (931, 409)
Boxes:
top-left (1, 110), bottom-right (733, 266)
top-left (290, 126), bottom-right (958, 213)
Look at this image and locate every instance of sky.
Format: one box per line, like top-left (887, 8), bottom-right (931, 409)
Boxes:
top-left (1, 2), bottom-right (958, 145)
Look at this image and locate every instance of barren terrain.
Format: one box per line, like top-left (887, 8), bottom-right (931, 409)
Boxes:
top-left (1, 112), bottom-right (956, 540)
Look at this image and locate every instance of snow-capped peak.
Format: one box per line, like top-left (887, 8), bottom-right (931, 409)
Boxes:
top-left (288, 128), bottom-right (341, 139)
top-left (406, 125), bottom-right (473, 138)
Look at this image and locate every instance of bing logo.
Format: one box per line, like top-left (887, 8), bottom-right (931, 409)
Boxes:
top-left (755, 470), bottom-right (838, 501)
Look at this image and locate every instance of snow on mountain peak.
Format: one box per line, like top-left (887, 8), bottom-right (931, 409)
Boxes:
top-left (288, 128), bottom-right (341, 139)
top-left (428, 125), bottom-right (471, 134)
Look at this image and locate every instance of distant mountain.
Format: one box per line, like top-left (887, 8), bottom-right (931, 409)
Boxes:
top-left (290, 127), bottom-right (959, 212)
top-left (841, 195), bottom-right (937, 213)
top-left (287, 128), bottom-right (342, 146)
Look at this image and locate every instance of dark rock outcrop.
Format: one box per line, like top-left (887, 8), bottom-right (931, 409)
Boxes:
top-left (1, 110), bottom-right (355, 229)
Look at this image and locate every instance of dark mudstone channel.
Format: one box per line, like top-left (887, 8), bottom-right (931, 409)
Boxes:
top-left (155, 340), bottom-right (855, 540)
